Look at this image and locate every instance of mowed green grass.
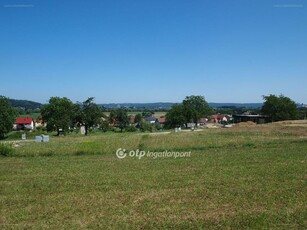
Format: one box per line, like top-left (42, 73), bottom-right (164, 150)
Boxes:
top-left (0, 125), bottom-right (306, 229)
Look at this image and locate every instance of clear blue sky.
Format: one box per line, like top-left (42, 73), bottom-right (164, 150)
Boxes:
top-left (1, 0), bottom-right (306, 104)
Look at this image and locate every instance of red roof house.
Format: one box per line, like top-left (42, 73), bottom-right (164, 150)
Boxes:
top-left (158, 117), bottom-right (166, 123)
top-left (15, 117), bottom-right (34, 130)
top-left (199, 118), bottom-right (208, 123)
top-left (211, 114), bottom-right (228, 123)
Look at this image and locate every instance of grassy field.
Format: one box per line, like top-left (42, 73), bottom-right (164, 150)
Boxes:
top-left (0, 125), bottom-right (306, 229)
top-left (18, 113), bottom-right (41, 120)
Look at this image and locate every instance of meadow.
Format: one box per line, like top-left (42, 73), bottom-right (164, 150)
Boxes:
top-left (0, 124), bottom-right (306, 229)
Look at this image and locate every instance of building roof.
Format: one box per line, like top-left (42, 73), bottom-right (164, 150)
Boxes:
top-left (211, 114), bottom-right (225, 119)
top-left (199, 118), bottom-right (208, 123)
top-left (15, 117), bottom-right (33, 124)
top-left (144, 116), bottom-right (157, 122)
top-left (158, 117), bottom-right (166, 123)
top-left (233, 114), bottom-right (268, 118)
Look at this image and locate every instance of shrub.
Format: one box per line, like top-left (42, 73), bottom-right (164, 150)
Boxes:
top-left (99, 121), bottom-right (110, 132)
top-left (140, 122), bottom-right (153, 132)
top-left (126, 125), bottom-right (137, 132)
top-left (0, 144), bottom-right (14, 156)
top-left (113, 127), bottom-right (122, 133)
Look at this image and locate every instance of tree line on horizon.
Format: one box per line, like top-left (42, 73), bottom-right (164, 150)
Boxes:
top-left (0, 94), bottom-right (305, 138)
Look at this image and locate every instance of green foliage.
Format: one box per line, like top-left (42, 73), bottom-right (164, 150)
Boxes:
top-left (99, 120), bottom-right (110, 132)
top-left (298, 107), bottom-right (307, 120)
top-left (76, 97), bottom-right (102, 135)
top-left (142, 110), bottom-right (154, 117)
top-left (261, 94), bottom-right (299, 121)
top-left (139, 121), bottom-right (154, 132)
top-left (165, 95), bottom-right (212, 128)
top-left (0, 96), bottom-right (16, 139)
top-left (0, 143), bottom-right (14, 156)
top-left (19, 112), bottom-right (41, 120)
top-left (134, 113), bottom-right (142, 124)
top-left (110, 108), bottom-right (129, 132)
top-left (154, 122), bottom-right (162, 131)
top-left (35, 126), bottom-right (47, 132)
top-left (165, 104), bottom-right (186, 128)
top-left (41, 97), bottom-right (76, 135)
top-left (182, 95), bottom-right (212, 124)
top-left (9, 99), bottom-right (42, 110)
top-left (125, 125), bottom-right (138, 132)
top-left (214, 107), bottom-right (260, 115)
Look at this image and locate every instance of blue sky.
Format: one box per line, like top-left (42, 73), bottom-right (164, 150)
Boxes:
top-left (1, 0), bottom-right (306, 103)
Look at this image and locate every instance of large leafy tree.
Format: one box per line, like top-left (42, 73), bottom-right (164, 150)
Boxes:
top-left (110, 108), bottom-right (129, 132)
top-left (134, 113), bottom-right (143, 125)
top-left (165, 104), bottom-right (186, 128)
top-left (261, 94), bottom-right (299, 121)
top-left (0, 96), bottom-right (16, 139)
top-left (76, 97), bottom-right (102, 135)
top-left (182, 95), bottom-right (212, 126)
top-left (41, 97), bottom-right (76, 135)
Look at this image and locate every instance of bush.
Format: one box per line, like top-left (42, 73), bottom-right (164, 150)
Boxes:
top-left (0, 144), bottom-right (14, 156)
top-left (113, 128), bottom-right (122, 133)
top-left (35, 126), bottom-right (47, 132)
top-left (6, 132), bottom-right (23, 140)
top-left (126, 125), bottom-right (137, 132)
top-left (99, 121), bottom-right (110, 132)
top-left (140, 122), bottom-right (155, 132)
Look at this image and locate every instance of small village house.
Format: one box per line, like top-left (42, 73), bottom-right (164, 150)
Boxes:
top-left (211, 114), bottom-right (228, 123)
top-left (14, 117), bottom-right (35, 130)
top-left (35, 117), bottom-right (46, 128)
top-left (198, 118), bottom-right (208, 126)
top-left (158, 117), bottom-right (166, 124)
top-left (233, 114), bottom-right (269, 124)
top-left (144, 115), bottom-right (157, 124)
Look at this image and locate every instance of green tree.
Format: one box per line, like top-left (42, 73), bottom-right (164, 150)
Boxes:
top-left (182, 95), bottom-right (212, 126)
top-left (142, 110), bottom-right (154, 118)
top-left (165, 104), bottom-right (186, 128)
top-left (134, 113), bottom-right (143, 125)
top-left (298, 107), bottom-right (307, 120)
top-left (139, 121), bottom-right (153, 132)
top-left (99, 120), bottom-right (110, 132)
top-left (0, 96), bottom-right (16, 139)
top-left (76, 97), bottom-right (102, 135)
top-left (110, 108), bottom-right (129, 132)
top-left (41, 97), bottom-right (76, 135)
top-left (261, 94), bottom-right (299, 121)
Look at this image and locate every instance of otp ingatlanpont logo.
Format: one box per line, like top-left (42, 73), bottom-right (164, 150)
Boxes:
top-left (115, 148), bottom-right (127, 159)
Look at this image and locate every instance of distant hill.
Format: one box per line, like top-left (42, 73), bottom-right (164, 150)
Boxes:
top-left (9, 99), bottom-right (43, 110)
top-left (101, 102), bottom-right (263, 109)
top-left (209, 103), bottom-right (263, 109)
top-left (6, 99), bottom-right (266, 110)
top-left (101, 102), bottom-right (175, 109)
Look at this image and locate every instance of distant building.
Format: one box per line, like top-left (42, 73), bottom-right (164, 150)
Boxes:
top-left (35, 118), bottom-right (46, 127)
top-left (157, 117), bottom-right (166, 124)
top-left (211, 114), bottom-right (228, 123)
top-left (198, 118), bottom-right (208, 126)
top-left (129, 115), bottom-right (136, 124)
top-left (184, 123), bottom-right (195, 128)
top-left (14, 117), bottom-right (35, 130)
top-left (144, 116), bottom-right (157, 124)
top-left (233, 114), bottom-right (269, 124)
